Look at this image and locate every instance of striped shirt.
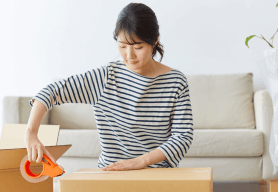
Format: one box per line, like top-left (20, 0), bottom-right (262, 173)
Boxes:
top-left (29, 60), bottom-right (194, 168)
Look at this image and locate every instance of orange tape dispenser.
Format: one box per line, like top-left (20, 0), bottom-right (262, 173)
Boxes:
top-left (20, 154), bottom-right (65, 183)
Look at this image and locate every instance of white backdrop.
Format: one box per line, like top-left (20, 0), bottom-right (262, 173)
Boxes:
top-left (0, 0), bottom-right (277, 136)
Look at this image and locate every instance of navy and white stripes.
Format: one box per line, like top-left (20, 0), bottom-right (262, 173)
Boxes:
top-left (29, 60), bottom-right (194, 168)
top-left (29, 65), bottom-right (108, 112)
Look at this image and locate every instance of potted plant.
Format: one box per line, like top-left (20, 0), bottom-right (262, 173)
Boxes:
top-left (246, 3), bottom-right (278, 176)
top-left (245, 3), bottom-right (278, 49)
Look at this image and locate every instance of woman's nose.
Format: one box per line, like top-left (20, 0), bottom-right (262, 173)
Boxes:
top-left (125, 48), bottom-right (136, 59)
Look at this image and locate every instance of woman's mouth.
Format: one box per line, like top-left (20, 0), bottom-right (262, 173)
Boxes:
top-left (129, 61), bottom-right (138, 64)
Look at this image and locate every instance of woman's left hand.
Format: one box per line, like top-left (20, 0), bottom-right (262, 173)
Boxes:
top-left (102, 157), bottom-right (147, 171)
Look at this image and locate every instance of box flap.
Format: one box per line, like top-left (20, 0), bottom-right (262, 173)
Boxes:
top-left (0, 124), bottom-right (60, 149)
top-left (0, 145), bottom-right (72, 171)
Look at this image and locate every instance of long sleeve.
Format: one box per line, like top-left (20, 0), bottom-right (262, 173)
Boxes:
top-left (157, 79), bottom-right (194, 168)
top-left (29, 63), bottom-right (110, 112)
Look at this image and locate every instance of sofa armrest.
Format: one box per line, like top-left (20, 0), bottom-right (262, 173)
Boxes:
top-left (254, 89), bottom-right (273, 132)
top-left (2, 96), bottom-right (50, 125)
top-left (254, 89), bottom-right (277, 180)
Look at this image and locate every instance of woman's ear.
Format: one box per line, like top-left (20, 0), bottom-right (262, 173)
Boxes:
top-left (155, 35), bottom-right (160, 46)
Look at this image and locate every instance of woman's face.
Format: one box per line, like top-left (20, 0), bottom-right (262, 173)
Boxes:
top-left (117, 31), bottom-right (158, 71)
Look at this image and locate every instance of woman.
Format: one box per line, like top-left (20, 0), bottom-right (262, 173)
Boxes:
top-left (24, 3), bottom-right (194, 172)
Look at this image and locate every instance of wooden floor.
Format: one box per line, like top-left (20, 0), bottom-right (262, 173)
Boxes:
top-left (212, 180), bottom-right (270, 192)
top-left (270, 180), bottom-right (278, 192)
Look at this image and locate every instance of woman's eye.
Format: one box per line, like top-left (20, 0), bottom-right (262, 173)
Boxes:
top-left (119, 46), bottom-right (142, 50)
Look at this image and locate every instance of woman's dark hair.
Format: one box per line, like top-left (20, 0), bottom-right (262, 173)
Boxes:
top-left (113, 3), bottom-right (164, 62)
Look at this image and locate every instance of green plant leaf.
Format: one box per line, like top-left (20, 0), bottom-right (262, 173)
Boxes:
top-left (270, 28), bottom-right (278, 40)
top-left (276, 3), bottom-right (278, 7)
top-left (245, 35), bottom-right (256, 48)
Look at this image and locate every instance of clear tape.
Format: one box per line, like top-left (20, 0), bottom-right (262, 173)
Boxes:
top-left (72, 170), bottom-right (211, 174)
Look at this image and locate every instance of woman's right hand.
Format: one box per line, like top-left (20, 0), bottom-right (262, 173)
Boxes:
top-left (24, 129), bottom-right (64, 172)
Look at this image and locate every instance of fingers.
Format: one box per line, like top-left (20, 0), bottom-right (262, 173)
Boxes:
top-left (36, 145), bottom-right (43, 163)
top-left (27, 145), bottom-right (65, 174)
top-left (32, 147), bottom-right (37, 162)
top-left (27, 143), bottom-right (61, 172)
top-left (27, 146), bottom-right (32, 162)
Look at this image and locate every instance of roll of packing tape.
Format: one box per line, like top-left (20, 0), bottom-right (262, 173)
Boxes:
top-left (20, 154), bottom-right (49, 183)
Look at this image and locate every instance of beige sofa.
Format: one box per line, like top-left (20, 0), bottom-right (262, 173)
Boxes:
top-left (2, 72), bottom-right (276, 192)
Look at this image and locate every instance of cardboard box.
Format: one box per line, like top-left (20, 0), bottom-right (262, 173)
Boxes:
top-left (60, 167), bottom-right (213, 192)
top-left (0, 124), bottom-right (71, 192)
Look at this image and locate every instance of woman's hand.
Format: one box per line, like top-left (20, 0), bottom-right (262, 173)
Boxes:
top-left (102, 157), bottom-right (147, 171)
top-left (24, 129), bottom-right (64, 172)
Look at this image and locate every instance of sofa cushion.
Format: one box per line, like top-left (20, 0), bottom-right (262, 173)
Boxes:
top-left (2, 96), bottom-right (49, 124)
top-left (187, 129), bottom-right (263, 156)
top-left (50, 73), bottom-right (255, 130)
top-left (50, 103), bottom-right (97, 129)
top-left (57, 129), bottom-right (101, 157)
top-left (186, 72), bottom-right (255, 129)
top-left (57, 129), bottom-right (263, 157)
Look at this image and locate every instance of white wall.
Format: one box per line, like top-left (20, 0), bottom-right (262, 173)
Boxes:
top-left (1, 0), bottom-right (277, 136)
